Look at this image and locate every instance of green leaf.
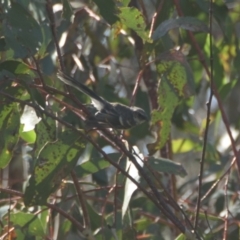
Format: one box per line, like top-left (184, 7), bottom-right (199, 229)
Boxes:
top-left (10, 211), bottom-right (47, 236)
top-left (37, 20), bottom-right (53, 59)
top-left (157, 50), bottom-right (195, 98)
top-left (134, 217), bottom-right (152, 231)
top-left (33, 117), bottom-right (56, 162)
top-left (0, 38), bottom-right (8, 51)
top-left (219, 79), bottom-right (238, 100)
top-left (62, 0), bottom-right (73, 21)
top-left (19, 125), bottom-right (36, 144)
top-left (147, 157), bottom-right (187, 177)
top-left (3, 2), bottom-right (43, 58)
top-left (148, 50), bottom-right (195, 154)
top-left (175, 233), bottom-right (186, 240)
top-left (23, 130), bottom-right (86, 206)
top-left (152, 17), bottom-right (208, 41)
top-left (75, 153), bottom-right (121, 178)
top-left (122, 146), bottom-right (143, 219)
top-left (0, 79), bottom-right (26, 168)
top-left (93, 0), bottom-right (119, 25)
top-left (172, 139), bottom-right (199, 153)
top-left (0, 64), bottom-right (31, 168)
top-left (0, 104), bottom-right (20, 168)
top-left (0, 60), bottom-right (33, 75)
top-left (121, 0), bottom-right (131, 7)
top-left (118, 7), bottom-right (150, 42)
top-left (86, 201), bottom-right (102, 231)
top-left (20, 105), bottom-right (41, 132)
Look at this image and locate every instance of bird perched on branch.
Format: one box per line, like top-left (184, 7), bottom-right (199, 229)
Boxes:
top-left (57, 71), bottom-right (148, 129)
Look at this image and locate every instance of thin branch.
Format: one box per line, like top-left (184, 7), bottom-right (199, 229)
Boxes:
top-left (148, 0), bottom-right (165, 38)
top-left (100, 185), bottom-right (115, 229)
top-left (149, 12), bottom-right (157, 38)
top-left (223, 173), bottom-right (230, 240)
top-left (45, 0), bottom-right (64, 71)
top-left (144, 161), bottom-right (198, 236)
top-left (130, 68), bottom-right (145, 106)
top-left (113, 177), bottom-right (119, 228)
top-left (32, 56), bottom-right (46, 87)
top-left (194, 0), bottom-right (214, 230)
top-left (71, 171), bottom-right (90, 228)
top-left (201, 155), bottom-right (237, 202)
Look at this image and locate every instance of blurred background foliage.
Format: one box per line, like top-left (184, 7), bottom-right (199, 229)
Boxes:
top-left (0, 0), bottom-right (240, 239)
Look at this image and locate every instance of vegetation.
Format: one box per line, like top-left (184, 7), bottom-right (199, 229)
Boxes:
top-left (0, 0), bottom-right (240, 239)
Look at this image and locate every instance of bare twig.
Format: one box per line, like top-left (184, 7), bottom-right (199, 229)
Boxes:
top-left (32, 56), bottom-right (46, 87)
top-left (201, 155), bottom-right (237, 202)
top-left (130, 68), bottom-right (145, 106)
top-left (194, 0), bottom-right (214, 230)
top-left (223, 173), bottom-right (230, 240)
top-left (45, 0), bottom-right (64, 71)
top-left (71, 171), bottom-right (90, 228)
top-left (148, 0), bottom-right (165, 38)
top-left (149, 12), bottom-right (157, 38)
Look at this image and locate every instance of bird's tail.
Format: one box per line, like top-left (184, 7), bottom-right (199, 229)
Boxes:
top-left (57, 71), bottom-right (105, 105)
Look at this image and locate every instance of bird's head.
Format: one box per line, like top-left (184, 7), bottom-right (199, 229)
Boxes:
top-left (132, 107), bottom-right (149, 125)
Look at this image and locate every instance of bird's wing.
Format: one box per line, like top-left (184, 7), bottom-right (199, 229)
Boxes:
top-left (95, 111), bottom-right (118, 122)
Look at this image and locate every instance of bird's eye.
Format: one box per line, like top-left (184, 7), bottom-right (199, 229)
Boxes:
top-left (135, 111), bottom-right (147, 121)
top-left (137, 112), bottom-right (143, 118)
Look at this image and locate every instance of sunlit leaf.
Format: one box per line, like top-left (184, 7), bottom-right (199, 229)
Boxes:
top-left (122, 146), bottom-right (143, 219)
top-left (75, 153), bottom-right (121, 178)
top-left (19, 125), bottom-right (36, 144)
top-left (20, 105), bottom-right (41, 132)
top-left (118, 7), bottom-right (150, 42)
top-left (33, 117), bottom-right (56, 162)
top-left (0, 103), bottom-right (20, 168)
top-left (24, 130), bottom-right (86, 206)
top-left (172, 139), bottom-right (198, 153)
top-left (148, 50), bottom-right (195, 154)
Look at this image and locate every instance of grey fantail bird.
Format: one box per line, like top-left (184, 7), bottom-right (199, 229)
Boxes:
top-left (57, 72), bottom-right (148, 129)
